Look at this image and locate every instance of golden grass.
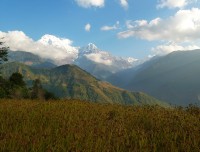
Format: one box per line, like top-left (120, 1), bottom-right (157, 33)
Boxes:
top-left (0, 99), bottom-right (199, 151)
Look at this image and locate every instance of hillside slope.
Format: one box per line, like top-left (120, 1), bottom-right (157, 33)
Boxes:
top-left (108, 50), bottom-right (200, 106)
top-left (8, 51), bottom-right (56, 69)
top-left (0, 62), bottom-right (167, 106)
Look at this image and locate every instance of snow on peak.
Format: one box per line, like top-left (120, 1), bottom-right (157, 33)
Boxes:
top-left (39, 34), bottom-right (74, 50)
top-left (127, 57), bottom-right (138, 63)
top-left (38, 34), bottom-right (79, 65)
top-left (87, 43), bottom-right (98, 50)
top-left (77, 43), bottom-right (140, 67)
top-left (38, 35), bottom-right (140, 67)
top-left (80, 43), bottom-right (100, 54)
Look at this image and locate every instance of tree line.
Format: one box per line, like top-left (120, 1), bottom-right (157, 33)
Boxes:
top-left (0, 39), bottom-right (56, 100)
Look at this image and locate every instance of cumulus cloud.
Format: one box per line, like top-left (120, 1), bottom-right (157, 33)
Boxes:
top-left (85, 53), bottom-right (112, 65)
top-left (0, 31), bottom-right (78, 65)
top-left (118, 8), bottom-right (200, 42)
top-left (152, 43), bottom-right (200, 55)
top-left (75, 0), bottom-right (104, 8)
top-left (101, 21), bottom-right (120, 31)
top-left (120, 0), bottom-right (128, 9)
top-left (85, 23), bottom-right (91, 32)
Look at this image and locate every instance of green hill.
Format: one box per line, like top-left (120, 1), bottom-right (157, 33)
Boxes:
top-left (0, 62), bottom-right (168, 106)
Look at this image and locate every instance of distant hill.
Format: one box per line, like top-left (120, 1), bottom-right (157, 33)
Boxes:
top-left (8, 51), bottom-right (56, 69)
top-left (107, 50), bottom-right (200, 106)
top-left (0, 62), bottom-right (168, 106)
top-left (107, 56), bottom-right (161, 88)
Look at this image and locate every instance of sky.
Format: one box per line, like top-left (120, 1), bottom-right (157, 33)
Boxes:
top-left (1, 0), bottom-right (200, 59)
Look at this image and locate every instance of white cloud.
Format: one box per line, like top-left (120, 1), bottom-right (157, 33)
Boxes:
top-left (152, 43), bottom-right (200, 55)
top-left (75, 0), bottom-right (129, 9)
top-left (157, 0), bottom-right (196, 9)
top-left (118, 8), bottom-right (200, 42)
top-left (75, 0), bottom-right (104, 8)
top-left (75, 0), bottom-right (130, 9)
top-left (157, 0), bottom-right (187, 9)
top-left (85, 23), bottom-right (91, 32)
top-left (101, 21), bottom-right (120, 31)
top-left (120, 0), bottom-right (128, 9)
top-left (0, 31), bottom-right (78, 65)
top-left (85, 53), bottom-right (112, 65)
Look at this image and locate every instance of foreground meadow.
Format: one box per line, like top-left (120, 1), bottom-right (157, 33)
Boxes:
top-left (0, 100), bottom-right (200, 151)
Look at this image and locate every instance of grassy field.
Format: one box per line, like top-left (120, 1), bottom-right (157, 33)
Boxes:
top-left (0, 100), bottom-right (200, 151)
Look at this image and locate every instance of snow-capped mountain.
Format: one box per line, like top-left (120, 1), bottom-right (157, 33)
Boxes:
top-left (8, 33), bottom-right (140, 79)
top-left (74, 43), bottom-right (139, 79)
top-left (40, 37), bottom-right (139, 77)
top-left (39, 34), bottom-right (78, 53)
top-left (38, 34), bottom-right (79, 64)
top-left (79, 43), bottom-right (99, 54)
top-left (78, 43), bottom-right (138, 67)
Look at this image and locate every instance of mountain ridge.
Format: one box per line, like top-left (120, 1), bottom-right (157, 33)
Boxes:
top-left (0, 62), bottom-right (168, 107)
top-left (8, 41), bottom-right (142, 79)
top-left (107, 49), bottom-right (200, 106)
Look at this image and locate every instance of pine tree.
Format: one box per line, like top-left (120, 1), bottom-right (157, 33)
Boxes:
top-left (9, 72), bottom-right (26, 87)
top-left (0, 39), bottom-right (9, 98)
top-left (0, 39), bottom-right (9, 64)
top-left (9, 73), bottom-right (29, 99)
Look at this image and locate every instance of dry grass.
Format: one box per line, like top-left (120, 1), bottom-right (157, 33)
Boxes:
top-left (0, 99), bottom-right (200, 151)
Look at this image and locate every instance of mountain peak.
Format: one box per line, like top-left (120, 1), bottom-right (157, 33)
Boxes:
top-left (87, 43), bottom-right (98, 50)
top-left (79, 43), bottom-right (100, 54)
top-left (38, 34), bottom-right (79, 65)
top-left (38, 34), bottom-right (73, 50)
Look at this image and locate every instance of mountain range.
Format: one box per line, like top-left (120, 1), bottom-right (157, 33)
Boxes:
top-left (38, 35), bottom-right (139, 79)
top-left (0, 62), bottom-right (168, 107)
top-left (107, 50), bottom-right (200, 106)
top-left (8, 36), bottom-right (140, 79)
top-left (6, 36), bottom-right (200, 106)
top-left (74, 43), bottom-right (139, 79)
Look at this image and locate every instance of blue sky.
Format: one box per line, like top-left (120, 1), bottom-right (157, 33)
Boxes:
top-left (0, 0), bottom-right (200, 59)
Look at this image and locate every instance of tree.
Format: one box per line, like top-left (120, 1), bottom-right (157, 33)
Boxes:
top-left (0, 76), bottom-right (10, 98)
top-left (0, 39), bottom-right (9, 64)
top-left (9, 72), bottom-right (26, 87)
top-left (31, 79), bottom-right (44, 99)
top-left (44, 90), bottom-right (57, 100)
top-left (31, 79), bottom-right (57, 100)
top-left (9, 73), bottom-right (28, 99)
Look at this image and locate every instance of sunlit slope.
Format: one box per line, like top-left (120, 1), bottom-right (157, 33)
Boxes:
top-left (0, 62), bottom-right (168, 106)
